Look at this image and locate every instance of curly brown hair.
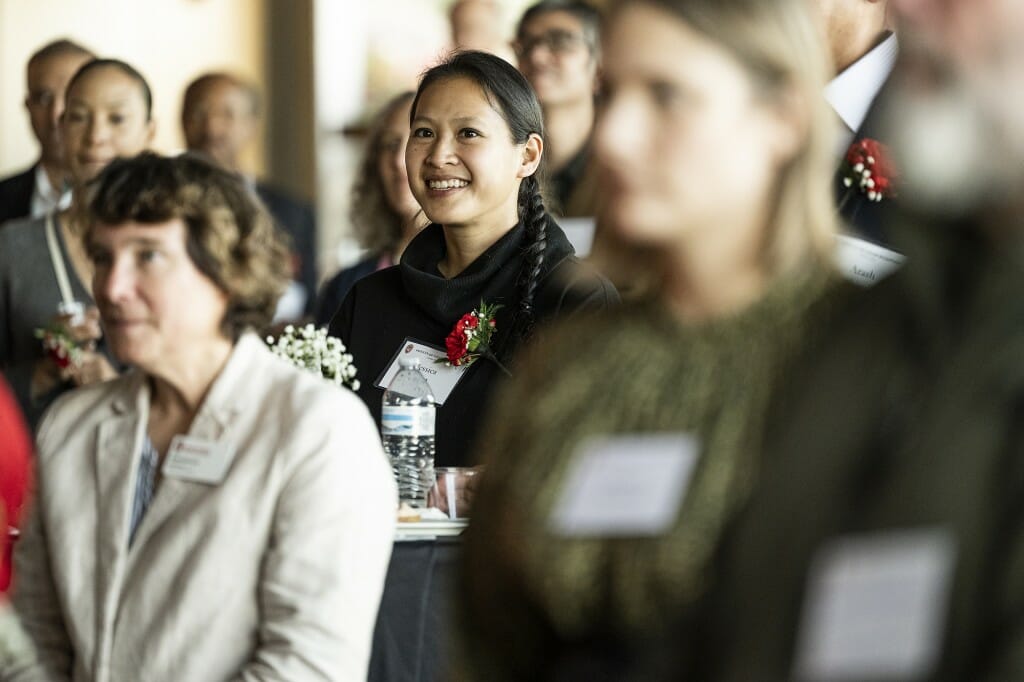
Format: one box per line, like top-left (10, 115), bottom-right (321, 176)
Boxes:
top-left (85, 151), bottom-right (290, 339)
top-left (349, 91), bottom-right (416, 255)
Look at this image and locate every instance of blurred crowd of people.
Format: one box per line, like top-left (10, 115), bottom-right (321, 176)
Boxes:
top-left (0, 0), bottom-right (1022, 679)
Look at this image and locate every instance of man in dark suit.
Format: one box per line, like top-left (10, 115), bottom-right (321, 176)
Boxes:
top-left (691, 0), bottom-right (1024, 678)
top-left (0, 40), bottom-right (93, 227)
top-left (814, 0), bottom-right (898, 244)
top-left (181, 73), bottom-right (318, 318)
top-left (514, 1), bottom-right (602, 218)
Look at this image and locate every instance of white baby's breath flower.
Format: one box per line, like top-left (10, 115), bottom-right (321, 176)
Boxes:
top-left (266, 325), bottom-right (360, 391)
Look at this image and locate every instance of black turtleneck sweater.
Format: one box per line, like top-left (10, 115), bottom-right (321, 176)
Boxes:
top-left (329, 219), bottom-right (618, 467)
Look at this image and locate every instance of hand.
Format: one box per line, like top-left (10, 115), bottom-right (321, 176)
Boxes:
top-left (54, 306), bottom-right (103, 348)
top-left (63, 350), bottom-right (118, 387)
top-left (29, 358), bottom-right (64, 400)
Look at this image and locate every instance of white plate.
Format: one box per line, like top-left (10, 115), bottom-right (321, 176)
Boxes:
top-left (395, 518), bottom-right (468, 542)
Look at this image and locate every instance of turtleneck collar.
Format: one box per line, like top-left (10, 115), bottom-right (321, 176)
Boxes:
top-left (398, 220), bottom-right (576, 330)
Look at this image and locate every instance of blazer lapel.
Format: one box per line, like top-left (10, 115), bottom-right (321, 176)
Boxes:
top-left (93, 375), bottom-right (149, 648)
top-left (121, 335), bottom-right (258, 557)
top-left (123, 410), bottom-right (236, 555)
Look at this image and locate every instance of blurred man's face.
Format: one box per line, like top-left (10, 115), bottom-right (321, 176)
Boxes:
top-left (451, 0), bottom-right (503, 51)
top-left (883, 0), bottom-right (1024, 212)
top-left (182, 79), bottom-right (256, 171)
top-left (516, 10), bottom-right (597, 108)
top-left (25, 51), bottom-right (92, 166)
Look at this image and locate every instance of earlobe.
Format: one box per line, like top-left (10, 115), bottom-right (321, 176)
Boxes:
top-left (517, 133), bottom-right (544, 179)
top-left (145, 119), bottom-right (157, 145)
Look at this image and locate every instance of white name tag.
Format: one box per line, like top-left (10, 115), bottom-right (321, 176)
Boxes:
top-left (162, 435), bottom-right (237, 485)
top-left (559, 217), bottom-right (596, 257)
top-left (835, 234), bottom-right (906, 287)
top-left (794, 528), bottom-right (956, 681)
top-left (548, 433), bottom-right (700, 537)
top-left (375, 338), bottom-right (469, 405)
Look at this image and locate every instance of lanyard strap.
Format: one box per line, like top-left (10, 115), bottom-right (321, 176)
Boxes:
top-left (44, 212), bottom-right (76, 307)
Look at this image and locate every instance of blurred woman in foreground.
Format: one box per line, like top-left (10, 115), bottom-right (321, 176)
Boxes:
top-left (10, 153), bottom-right (396, 681)
top-left (459, 0), bottom-right (839, 677)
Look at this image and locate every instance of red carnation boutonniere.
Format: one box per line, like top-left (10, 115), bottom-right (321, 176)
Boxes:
top-left (841, 138), bottom-right (898, 207)
top-left (439, 300), bottom-right (510, 376)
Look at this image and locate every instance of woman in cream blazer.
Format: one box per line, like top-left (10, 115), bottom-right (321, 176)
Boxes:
top-left (9, 153), bottom-right (397, 682)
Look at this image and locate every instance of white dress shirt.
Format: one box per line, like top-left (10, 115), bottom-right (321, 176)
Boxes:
top-left (825, 33), bottom-right (899, 160)
top-left (29, 164), bottom-right (72, 218)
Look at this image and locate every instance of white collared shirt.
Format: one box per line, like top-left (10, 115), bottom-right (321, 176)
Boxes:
top-left (825, 33), bottom-right (899, 159)
top-left (29, 164), bottom-right (72, 218)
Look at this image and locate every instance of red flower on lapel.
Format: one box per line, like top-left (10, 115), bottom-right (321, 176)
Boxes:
top-left (441, 300), bottom-right (502, 368)
top-left (842, 138), bottom-right (898, 202)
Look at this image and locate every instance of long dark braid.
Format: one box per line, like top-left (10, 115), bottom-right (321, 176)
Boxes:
top-left (517, 174), bottom-right (548, 340)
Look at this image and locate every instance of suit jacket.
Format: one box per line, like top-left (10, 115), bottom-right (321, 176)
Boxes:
top-left (694, 219), bottom-right (1024, 680)
top-left (10, 333), bottom-right (397, 682)
top-left (549, 146), bottom-right (600, 219)
top-left (256, 183), bottom-right (318, 313)
top-left (0, 166), bottom-right (35, 228)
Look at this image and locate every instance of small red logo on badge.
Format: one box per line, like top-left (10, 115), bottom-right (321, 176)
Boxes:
top-left (405, 344), bottom-right (413, 353)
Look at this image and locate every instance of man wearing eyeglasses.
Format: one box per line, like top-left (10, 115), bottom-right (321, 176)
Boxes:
top-left (0, 40), bottom-right (93, 228)
top-left (514, 1), bottom-right (601, 218)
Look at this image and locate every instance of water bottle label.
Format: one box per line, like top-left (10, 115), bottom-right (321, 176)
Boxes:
top-left (381, 406), bottom-right (436, 437)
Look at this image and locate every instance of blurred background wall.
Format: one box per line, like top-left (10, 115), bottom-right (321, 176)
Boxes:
top-left (0, 0), bottom-right (268, 175)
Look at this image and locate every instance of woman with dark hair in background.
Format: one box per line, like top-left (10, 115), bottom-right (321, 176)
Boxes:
top-left (0, 58), bottom-right (154, 427)
top-left (313, 91), bottom-right (424, 326)
top-left (329, 50), bottom-right (617, 468)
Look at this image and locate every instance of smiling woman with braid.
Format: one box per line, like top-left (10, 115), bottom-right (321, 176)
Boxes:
top-left (329, 51), bottom-right (617, 467)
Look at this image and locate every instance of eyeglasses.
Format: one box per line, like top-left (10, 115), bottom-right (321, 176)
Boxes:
top-left (27, 90), bottom-right (56, 109)
top-left (513, 30), bottom-right (589, 59)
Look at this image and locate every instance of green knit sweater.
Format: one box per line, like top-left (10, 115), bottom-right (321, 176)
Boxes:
top-left (459, 264), bottom-right (834, 678)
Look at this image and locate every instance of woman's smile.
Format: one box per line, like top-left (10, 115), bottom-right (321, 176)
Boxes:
top-left (406, 76), bottom-right (529, 233)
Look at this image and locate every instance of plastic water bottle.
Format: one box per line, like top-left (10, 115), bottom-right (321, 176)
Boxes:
top-left (381, 356), bottom-right (436, 507)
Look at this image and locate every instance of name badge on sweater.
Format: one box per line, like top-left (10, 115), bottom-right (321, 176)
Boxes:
top-left (794, 528), bottom-right (956, 681)
top-left (162, 435), bottom-right (236, 485)
top-left (548, 433), bottom-right (700, 537)
top-left (375, 338), bottom-right (469, 405)
top-left (835, 234), bottom-right (906, 287)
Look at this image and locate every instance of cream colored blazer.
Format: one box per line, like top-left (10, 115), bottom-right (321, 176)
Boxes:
top-left (9, 333), bottom-right (397, 681)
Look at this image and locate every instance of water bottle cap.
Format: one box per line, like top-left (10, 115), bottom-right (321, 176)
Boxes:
top-left (398, 355), bottom-right (421, 369)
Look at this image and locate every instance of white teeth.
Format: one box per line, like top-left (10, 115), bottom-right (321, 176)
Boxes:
top-left (427, 179), bottom-right (468, 190)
